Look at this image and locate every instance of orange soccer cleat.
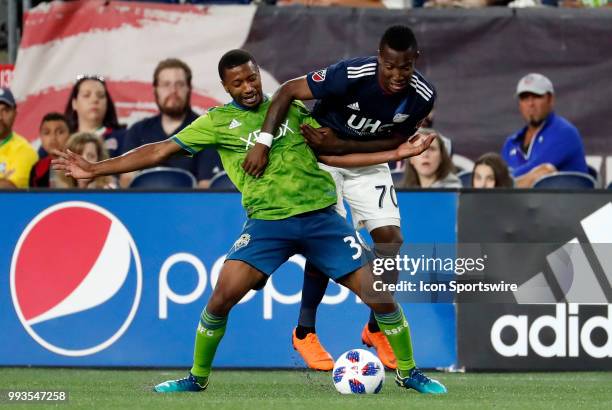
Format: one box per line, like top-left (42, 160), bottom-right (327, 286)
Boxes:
top-left (292, 328), bottom-right (334, 371)
top-left (361, 324), bottom-right (397, 369)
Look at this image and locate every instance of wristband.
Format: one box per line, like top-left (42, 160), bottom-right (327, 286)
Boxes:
top-left (256, 132), bottom-right (274, 147)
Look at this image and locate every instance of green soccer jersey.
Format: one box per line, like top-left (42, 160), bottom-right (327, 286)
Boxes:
top-left (172, 99), bottom-right (337, 220)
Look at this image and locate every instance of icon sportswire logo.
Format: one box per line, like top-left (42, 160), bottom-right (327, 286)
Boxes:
top-left (10, 201), bottom-right (143, 357)
top-left (491, 202), bottom-right (612, 359)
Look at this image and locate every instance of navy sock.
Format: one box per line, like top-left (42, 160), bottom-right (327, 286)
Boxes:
top-left (297, 262), bottom-right (329, 328)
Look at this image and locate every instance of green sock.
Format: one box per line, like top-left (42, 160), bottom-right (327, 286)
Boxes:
top-left (190, 307), bottom-right (227, 380)
top-left (374, 306), bottom-right (415, 377)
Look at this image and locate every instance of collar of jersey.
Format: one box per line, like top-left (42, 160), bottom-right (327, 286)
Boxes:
top-left (230, 95), bottom-right (269, 111)
top-left (0, 132), bottom-right (13, 148)
top-left (512, 111), bottom-right (556, 143)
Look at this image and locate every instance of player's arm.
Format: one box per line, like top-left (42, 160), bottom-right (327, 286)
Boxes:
top-left (52, 139), bottom-right (182, 180)
top-left (317, 133), bottom-right (435, 167)
top-left (242, 77), bottom-right (313, 177)
top-left (300, 124), bottom-right (411, 155)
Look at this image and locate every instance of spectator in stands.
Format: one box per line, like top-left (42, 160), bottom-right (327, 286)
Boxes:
top-left (64, 75), bottom-right (125, 158)
top-left (399, 128), bottom-right (461, 188)
top-left (277, 0), bottom-right (385, 7)
top-left (471, 152), bottom-right (513, 188)
top-left (119, 58), bottom-right (222, 188)
top-left (502, 73), bottom-right (587, 188)
top-left (53, 132), bottom-right (116, 189)
top-left (30, 113), bottom-right (70, 188)
top-left (0, 88), bottom-right (38, 189)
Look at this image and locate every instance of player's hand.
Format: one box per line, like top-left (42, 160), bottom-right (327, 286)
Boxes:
top-left (51, 149), bottom-right (96, 180)
top-left (242, 143), bottom-right (269, 177)
top-left (395, 133), bottom-right (435, 159)
top-left (300, 124), bottom-right (344, 155)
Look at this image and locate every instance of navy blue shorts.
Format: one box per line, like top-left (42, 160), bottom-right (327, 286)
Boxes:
top-left (226, 207), bottom-right (367, 281)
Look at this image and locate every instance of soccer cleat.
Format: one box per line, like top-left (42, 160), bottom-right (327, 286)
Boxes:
top-left (395, 368), bottom-right (447, 394)
top-left (153, 373), bottom-right (208, 393)
top-left (361, 324), bottom-right (397, 369)
top-left (292, 328), bottom-right (334, 371)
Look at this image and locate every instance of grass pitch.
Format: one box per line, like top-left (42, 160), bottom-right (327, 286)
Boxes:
top-left (1, 368), bottom-right (611, 409)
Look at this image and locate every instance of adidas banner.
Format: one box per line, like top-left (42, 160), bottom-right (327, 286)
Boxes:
top-left (456, 191), bottom-right (612, 370)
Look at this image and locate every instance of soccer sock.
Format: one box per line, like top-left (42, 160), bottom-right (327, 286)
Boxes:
top-left (297, 263), bottom-right (329, 331)
top-left (374, 306), bottom-right (415, 377)
top-left (367, 310), bottom-right (381, 332)
top-left (295, 325), bottom-right (316, 339)
top-left (190, 306), bottom-right (227, 380)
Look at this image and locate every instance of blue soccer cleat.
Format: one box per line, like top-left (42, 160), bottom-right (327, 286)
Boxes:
top-left (153, 373), bottom-right (208, 393)
top-left (395, 368), bottom-right (447, 394)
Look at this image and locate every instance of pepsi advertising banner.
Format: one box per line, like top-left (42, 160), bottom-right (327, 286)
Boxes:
top-left (0, 191), bottom-right (457, 368)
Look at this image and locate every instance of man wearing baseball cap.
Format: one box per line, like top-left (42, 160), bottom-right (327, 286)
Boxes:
top-left (502, 73), bottom-right (588, 188)
top-left (0, 87), bottom-right (38, 188)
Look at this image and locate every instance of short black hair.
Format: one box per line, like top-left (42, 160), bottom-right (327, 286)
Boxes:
top-left (218, 49), bottom-right (257, 80)
top-left (40, 112), bottom-right (69, 130)
top-left (379, 25), bottom-right (418, 52)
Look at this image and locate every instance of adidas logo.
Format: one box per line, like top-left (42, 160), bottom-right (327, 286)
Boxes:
top-left (347, 102), bottom-right (360, 111)
top-left (490, 202), bottom-right (612, 359)
top-left (229, 119), bottom-right (241, 129)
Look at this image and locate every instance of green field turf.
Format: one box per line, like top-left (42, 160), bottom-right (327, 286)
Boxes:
top-left (1, 368), bottom-right (611, 409)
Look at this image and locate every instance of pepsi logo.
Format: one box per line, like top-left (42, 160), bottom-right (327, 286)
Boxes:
top-left (10, 202), bottom-right (142, 357)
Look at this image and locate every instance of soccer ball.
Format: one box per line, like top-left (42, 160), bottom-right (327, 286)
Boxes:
top-left (332, 349), bottom-right (385, 394)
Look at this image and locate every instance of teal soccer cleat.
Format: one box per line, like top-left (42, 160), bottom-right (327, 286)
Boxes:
top-left (395, 368), bottom-right (447, 394)
top-left (153, 373), bottom-right (208, 393)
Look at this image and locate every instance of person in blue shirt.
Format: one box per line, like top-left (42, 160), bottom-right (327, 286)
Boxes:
top-left (502, 73), bottom-right (588, 188)
top-left (119, 58), bottom-right (222, 188)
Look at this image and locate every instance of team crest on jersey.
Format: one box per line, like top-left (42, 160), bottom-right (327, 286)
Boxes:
top-left (311, 69), bottom-right (327, 82)
top-left (393, 113), bottom-right (409, 123)
top-left (232, 234), bottom-right (251, 251)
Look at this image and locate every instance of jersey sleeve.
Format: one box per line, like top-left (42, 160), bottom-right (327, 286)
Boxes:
top-left (292, 100), bottom-right (321, 128)
top-left (171, 111), bottom-right (217, 155)
top-left (306, 61), bottom-right (349, 100)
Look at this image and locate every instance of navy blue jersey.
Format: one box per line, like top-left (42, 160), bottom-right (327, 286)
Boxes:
top-left (306, 56), bottom-right (435, 140)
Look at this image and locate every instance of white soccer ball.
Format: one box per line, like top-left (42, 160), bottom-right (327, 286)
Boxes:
top-left (332, 349), bottom-right (385, 394)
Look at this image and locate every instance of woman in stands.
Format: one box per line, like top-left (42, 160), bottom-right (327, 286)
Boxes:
top-left (471, 152), bottom-right (513, 188)
top-left (399, 129), bottom-right (461, 188)
top-left (53, 132), bottom-right (116, 189)
top-left (64, 75), bottom-right (125, 157)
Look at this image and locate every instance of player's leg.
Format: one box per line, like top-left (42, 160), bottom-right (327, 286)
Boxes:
top-left (342, 164), bottom-right (402, 368)
top-left (292, 163), bottom-right (346, 369)
top-left (338, 266), bottom-right (447, 395)
top-left (292, 261), bottom-right (334, 370)
top-left (154, 260), bottom-right (265, 392)
top-left (155, 218), bottom-right (295, 393)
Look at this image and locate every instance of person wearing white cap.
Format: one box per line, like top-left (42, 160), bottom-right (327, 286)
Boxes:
top-left (501, 73), bottom-right (588, 188)
top-left (0, 87), bottom-right (39, 188)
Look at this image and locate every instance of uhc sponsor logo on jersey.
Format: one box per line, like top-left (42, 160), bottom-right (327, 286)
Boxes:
top-left (10, 201), bottom-right (142, 357)
top-left (311, 69), bottom-right (327, 82)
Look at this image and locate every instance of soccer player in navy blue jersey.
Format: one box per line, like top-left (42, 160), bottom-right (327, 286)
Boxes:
top-left (241, 26), bottom-right (445, 393)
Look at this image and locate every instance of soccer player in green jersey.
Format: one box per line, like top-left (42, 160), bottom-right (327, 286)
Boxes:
top-left (53, 49), bottom-right (446, 394)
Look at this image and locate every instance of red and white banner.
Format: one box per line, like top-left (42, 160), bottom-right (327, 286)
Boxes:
top-left (0, 64), bottom-right (14, 89)
top-left (12, 0), bottom-right (278, 141)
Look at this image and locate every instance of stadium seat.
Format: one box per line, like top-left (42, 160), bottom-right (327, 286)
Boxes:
top-left (587, 165), bottom-right (600, 187)
top-left (209, 171), bottom-right (238, 191)
top-left (391, 170), bottom-right (404, 186)
top-left (533, 172), bottom-right (596, 189)
top-left (457, 170), bottom-right (473, 187)
top-left (129, 167), bottom-right (196, 189)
